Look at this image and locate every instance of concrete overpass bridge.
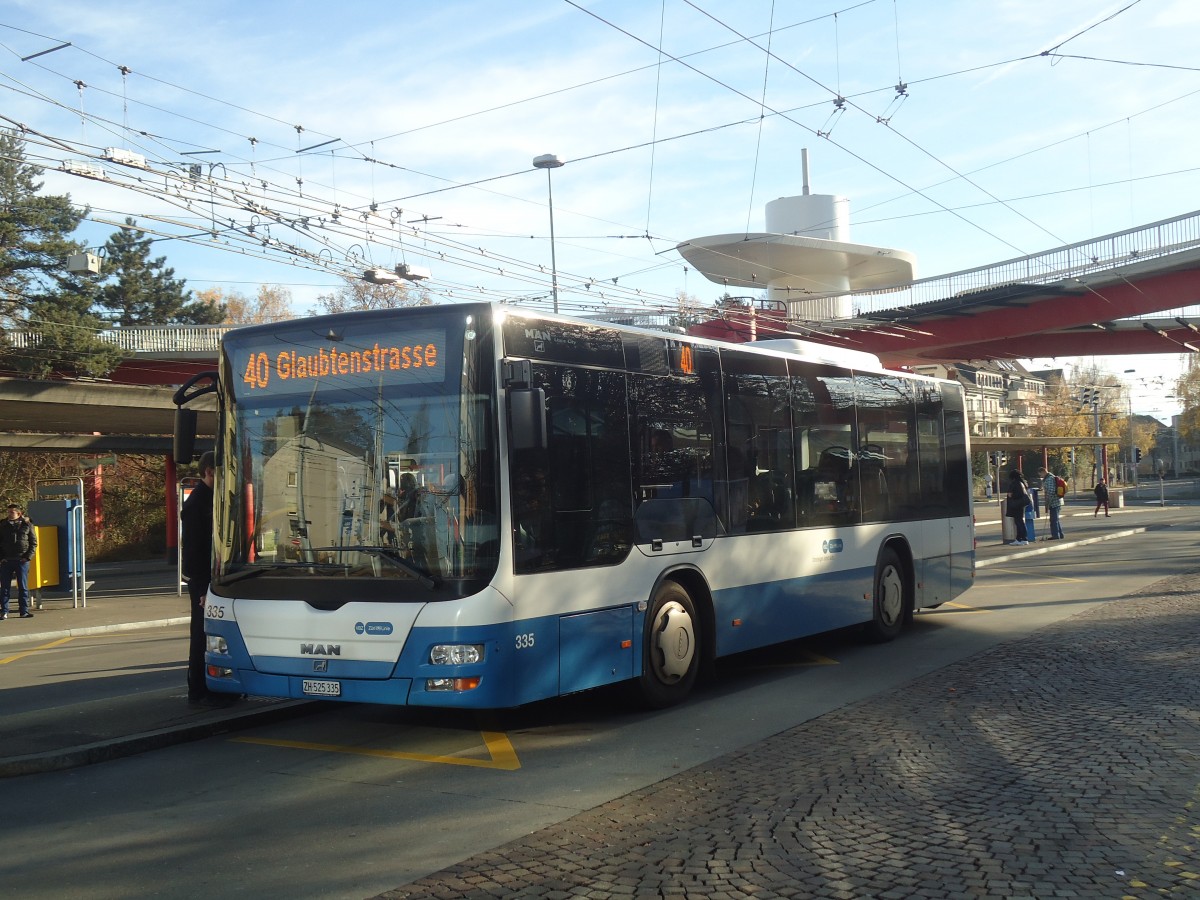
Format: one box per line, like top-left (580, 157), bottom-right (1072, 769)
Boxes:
top-left (1, 323), bottom-right (224, 454)
top-left (0, 331), bottom-right (221, 560)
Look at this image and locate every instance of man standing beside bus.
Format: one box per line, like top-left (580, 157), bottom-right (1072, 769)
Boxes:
top-left (181, 452), bottom-right (235, 708)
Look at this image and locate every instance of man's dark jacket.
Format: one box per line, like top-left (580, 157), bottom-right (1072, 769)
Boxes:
top-left (0, 516), bottom-right (37, 561)
top-left (180, 481), bottom-right (213, 582)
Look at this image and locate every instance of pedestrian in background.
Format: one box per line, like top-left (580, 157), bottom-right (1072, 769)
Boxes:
top-left (1005, 470), bottom-right (1030, 545)
top-left (0, 501), bottom-right (37, 619)
top-left (1093, 479), bottom-right (1110, 517)
top-left (1038, 466), bottom-right (1066, 540)
top-left (180, 452), bottom-right (235, 708)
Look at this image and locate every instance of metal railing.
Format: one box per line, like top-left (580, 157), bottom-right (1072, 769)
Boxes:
top-left (94, 324), bottom-right (235, 353)
top-left (6, 324), bottom-right (235, 355)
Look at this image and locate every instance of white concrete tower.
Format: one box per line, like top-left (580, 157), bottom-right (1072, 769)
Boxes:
top-left (675, 150), bottom-right (915, 320)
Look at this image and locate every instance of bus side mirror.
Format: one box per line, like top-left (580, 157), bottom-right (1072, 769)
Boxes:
top-left (509, 388), bottom-right (547, 451)
top-left (174, 408), bottom-right (198, 465)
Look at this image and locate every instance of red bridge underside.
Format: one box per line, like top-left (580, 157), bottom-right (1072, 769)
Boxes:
top-left (689, 267), bottom-right (1200, 367)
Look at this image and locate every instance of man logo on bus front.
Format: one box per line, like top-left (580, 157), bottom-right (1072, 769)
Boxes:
top-left (300, 643), bottom-right (341, 656)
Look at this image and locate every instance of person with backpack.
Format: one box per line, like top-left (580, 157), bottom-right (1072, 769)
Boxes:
top-left (1093, 479), bottom-right (1110, 517)
top-left (1038, 466), bottom-right (1065, 540)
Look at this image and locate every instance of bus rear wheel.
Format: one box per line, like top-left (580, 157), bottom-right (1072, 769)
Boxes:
top-left (636, 581), bottom-right (700, 708)
top-left (865, 548), bottom-right (908, 643)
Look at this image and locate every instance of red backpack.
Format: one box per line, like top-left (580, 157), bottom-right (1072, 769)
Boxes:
top-left (1054, 476), bottom-right (1066, 498)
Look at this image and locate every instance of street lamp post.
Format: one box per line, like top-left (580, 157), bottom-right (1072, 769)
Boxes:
top-left (532, 153), bottom-right (564, 313)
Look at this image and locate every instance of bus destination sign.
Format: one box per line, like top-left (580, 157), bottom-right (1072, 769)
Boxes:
top-left (230, 328), bottom-right (447, 395)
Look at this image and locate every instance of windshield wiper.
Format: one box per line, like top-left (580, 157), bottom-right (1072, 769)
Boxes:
top-left (218, 561), bottom-right (349, 586)
top-left (306, 545), bottom-right (437, 590)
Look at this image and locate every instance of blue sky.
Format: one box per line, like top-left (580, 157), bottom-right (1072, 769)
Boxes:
top-left (2, 0), bottom-right (1195, 416)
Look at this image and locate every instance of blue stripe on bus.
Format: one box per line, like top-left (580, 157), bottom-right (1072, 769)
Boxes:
top-left (712, 566), bottom-right (873, 656)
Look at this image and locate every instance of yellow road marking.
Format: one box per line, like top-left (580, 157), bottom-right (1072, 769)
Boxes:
top-left (0, 635), bottom-right (75, 665)
top-left (738, 649), bottom-right (839, 670)
top-left (798, 651), bottom-right (838, 666)
top-left (231, 729), bottom-right (521, 770)
top-left (978, 567), bottom-right (1086, 584)
top-left (929, 601), bottom-right (989, 614)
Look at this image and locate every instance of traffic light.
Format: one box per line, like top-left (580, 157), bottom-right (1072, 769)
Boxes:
top-left (1134, 447), bottom-right (1142, 462)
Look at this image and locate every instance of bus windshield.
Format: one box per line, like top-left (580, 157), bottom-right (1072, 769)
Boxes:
top-left (213, 306), bottom-right (498, 600)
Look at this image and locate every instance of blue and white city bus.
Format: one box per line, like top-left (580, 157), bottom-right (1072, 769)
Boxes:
top-left (173, 302), bottom-right (974, 709)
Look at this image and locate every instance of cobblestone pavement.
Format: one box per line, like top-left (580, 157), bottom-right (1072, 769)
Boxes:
top-left (375, 573), bottom-right (1200, 899)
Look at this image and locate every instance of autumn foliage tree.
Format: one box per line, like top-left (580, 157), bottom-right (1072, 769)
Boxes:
top-left (1176, 354), bottom-right (1200, 446)
top-left (201, 284), bottom-right (295, 325)
top-left (310, 276), bottom-right (430, 314)
top-left (1024, 367), bottom-right (1126, 477)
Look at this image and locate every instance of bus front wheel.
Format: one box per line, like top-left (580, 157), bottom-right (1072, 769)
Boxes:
top-left (865, 548), bottom-right (908, 643)
top-left (636, 581), bottom-right (700, 708)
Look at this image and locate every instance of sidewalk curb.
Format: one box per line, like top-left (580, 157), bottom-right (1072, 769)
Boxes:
top-left (0, 699), bottom-right (317, 778)
top-left (0, 617), bottom-right (189, 648)
top-left (977, 526), bottom-right (1148, 568)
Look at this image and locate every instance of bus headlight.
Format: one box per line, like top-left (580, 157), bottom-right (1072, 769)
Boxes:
top-left (426, 677), bottom-right (482, 692)
top-left (206, 635), bottom-right (228, 654)
top-left (429, 643), bottom-right (484, 665)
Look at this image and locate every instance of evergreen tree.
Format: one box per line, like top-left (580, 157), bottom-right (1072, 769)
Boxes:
top-left (95, 217), bottom-right (226, 325)
top-left (0, 128), bottom-right (122, 377)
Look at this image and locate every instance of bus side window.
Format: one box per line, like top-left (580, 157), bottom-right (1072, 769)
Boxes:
top-left (789, 362), bottom-right (857, 528)
top-left (815, 445), bottom-right (852, 513)
top-left (855, 374), bottom-right (918, 524)
top-left (720, 350), bottom-right (793, 534)
top-left (632, 373), bottom-right (716, 509)
top-left (513, 365), bottom-right (633, 573)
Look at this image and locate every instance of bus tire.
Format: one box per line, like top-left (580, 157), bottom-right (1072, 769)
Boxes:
top-left (636, 580), bottom-right (700, 708)
top-left (865, 547), bottom-right (907, 643)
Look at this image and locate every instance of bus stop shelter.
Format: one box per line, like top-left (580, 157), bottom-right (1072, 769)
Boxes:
top-left (973, 436), bottom-right (1120, 542)
top-left (972, 436), bottom-right (1120, 483)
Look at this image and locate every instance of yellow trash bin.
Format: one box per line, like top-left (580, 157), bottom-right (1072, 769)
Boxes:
top-left (30, 525), bottom-right (60, 589)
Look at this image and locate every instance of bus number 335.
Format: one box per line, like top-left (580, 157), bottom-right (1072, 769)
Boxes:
top-left (515, 633), bottom-right (536, 650)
